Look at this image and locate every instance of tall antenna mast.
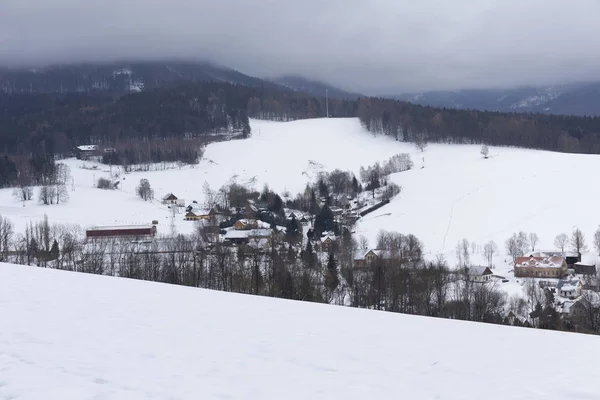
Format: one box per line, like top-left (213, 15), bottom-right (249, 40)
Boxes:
top-left (325, 89), bottom-right (329, 118)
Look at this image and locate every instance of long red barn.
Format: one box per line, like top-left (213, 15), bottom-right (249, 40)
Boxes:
top-left (86, 225), bottom-right (157, 239)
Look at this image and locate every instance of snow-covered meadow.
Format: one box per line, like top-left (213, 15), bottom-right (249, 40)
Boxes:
top-left (0, 118), bottom-right (404, 236)
top-left (2, 117), bottom-right (600, 276)
top-left (1, 262), bottom-right (600, 400)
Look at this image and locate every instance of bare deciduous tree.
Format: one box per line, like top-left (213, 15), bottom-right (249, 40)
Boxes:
top-left (517, 231), bottom-right (529, 255)
top-left (455, 239), bottom-right (470, 267)
top-left (38, 185), bottom-right (56, 205)
top-left (483, 241), bottom-right (498, 267)
top-left (594, 226), bottom-right (600, 256)
top-left (529, 233), bottom-right (539, 252)
top-left (137, 179), bottom-right (154, 201)
top-left (480, 145), bottom-right (489, 159)
top-left (381, 182), bottom-right (401, 201)
top-left (571, 228), bottom-right (587, 255)
top-left (524, 278), bottom-right (544, 317)
top-left (358, 235), bottom-right (369, 250)
top-left (55, 163), bottom-right (71, 185)
top-left (554, 233), bottom-right (568, 253)
top-left (461, 238), bottom-right (470, 266)
top-left (0, 214), bottom-right (14, 261)
top-left (12, 186), bottom-right (33, 202)
top-left (415, 132), bottom-right (428, 152)
top-left (54, 184), bottom-right (69, 204)
top-left (505, 232), bottom-right (528, 262)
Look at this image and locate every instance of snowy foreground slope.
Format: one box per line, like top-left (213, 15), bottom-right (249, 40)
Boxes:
top-left (2, 263), bottom-right (600, 400)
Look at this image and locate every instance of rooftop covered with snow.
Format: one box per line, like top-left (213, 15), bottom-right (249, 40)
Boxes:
top-left (515, 256), bottom-right (566, 269)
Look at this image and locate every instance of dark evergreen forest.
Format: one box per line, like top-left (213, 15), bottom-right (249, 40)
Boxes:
top-left (2, 80), bottom-right (600, 188)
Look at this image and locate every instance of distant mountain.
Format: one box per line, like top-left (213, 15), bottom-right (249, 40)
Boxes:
top-left (270, 75), bottom-right (362, 100)
top-left (392, 82), bottom-right (600, 116)
top-left (0, 61), bottom-right (278, 94)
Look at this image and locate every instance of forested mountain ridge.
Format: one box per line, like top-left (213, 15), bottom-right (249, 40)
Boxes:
top-left (270, 75), bottom-right (362, 100)
top-left (0, 61), bottom-right (280, 94)
top-left (4, 77), bottom-right (600, 189)
top-left (393, 82), bottom-right (600, 116)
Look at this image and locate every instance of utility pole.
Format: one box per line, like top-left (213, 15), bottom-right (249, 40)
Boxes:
top-left (325, 89), bottom-right (329, 118)
top-left (169, 206), bottom-right (177, 237)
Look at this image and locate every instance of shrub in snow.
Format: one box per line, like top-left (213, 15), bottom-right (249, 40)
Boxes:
top-left (97, 178), bottom-right (114, 190)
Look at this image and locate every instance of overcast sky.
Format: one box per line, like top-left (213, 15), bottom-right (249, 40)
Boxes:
top-left (2, 0), bottom-right (600, 94)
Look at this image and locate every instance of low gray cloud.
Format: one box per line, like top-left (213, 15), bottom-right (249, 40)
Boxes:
top-left (2, 0), bottom-right (600, 94)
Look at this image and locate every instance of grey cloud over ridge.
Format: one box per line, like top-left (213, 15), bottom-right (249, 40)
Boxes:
top-left (2, 0), bottom-right (600, 93)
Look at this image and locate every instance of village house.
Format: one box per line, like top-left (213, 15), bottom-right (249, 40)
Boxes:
top-left (557, 279), bottom-right (583, 299)
top-left (162, 193), bottom-right (184, 206)
top-left (185, 205), bottom-right (218, 221)
top-left (559, 300), bottom-right (579, 317)
top-left (574, 261), bottom-right (596, 275)
top-left (468, 265), bottom-right (494, 283)
top-left (514, 255), bottom-right (568, 278)
top-left (75, 145), bottom-right (99, 160)
top-left (334, 194), bottom-right (351, 209)
top-left (223, 228), bottom-right (273, 246)
top-left (244, 202), bottom-right (259, 219)
top-left (354, 249), bottom-right (393, 268)
top-left (320, 235), bottom-right (336, 252)
top-left (233, 218), bottom-right (259, 230)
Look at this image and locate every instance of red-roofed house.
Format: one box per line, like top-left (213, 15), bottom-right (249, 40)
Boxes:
top-left (514, 256), bottom-right (567, 278)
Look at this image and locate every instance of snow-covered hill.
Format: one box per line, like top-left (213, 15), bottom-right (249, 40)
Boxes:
top-left (1, 262), bottom-right (599, 399)
top-left (3, 117), bottom-right (600, 279)
top-left (0, 118), bottom-right (404, 235)
top-left (353, 141), bottom-right (600, 270)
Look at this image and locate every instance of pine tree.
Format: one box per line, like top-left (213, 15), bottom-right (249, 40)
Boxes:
top-left (285, 215), bottom-right (300, 242)
top-left (351, 176), bottom-right (360, 196)
top-left (50, 239), bottom-right (59, 261)
top-left (271, 194), bottom-right (283, 215)
top-left (302, 241), bottom-right (316, 269)
top-left (314, 205), bottom-right (334, 235)
top-left (318, 177), bottom-right (329, 198)
top-left (325, 252), bottom-right (340, 301)
top-left (309, 189), bottom-right (319, 214)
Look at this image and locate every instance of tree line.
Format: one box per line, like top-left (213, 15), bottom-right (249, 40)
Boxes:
top-left (5, 81), bottom-right (600, 188)
top-left (356, 97), bottom-right (600, 154)
top-left (3, 209), bottom-right (600, 335)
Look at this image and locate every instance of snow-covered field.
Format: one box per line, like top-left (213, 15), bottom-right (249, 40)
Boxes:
top-left (2, 117), bottom-right (600, 277)
top-left (0, 118), bottom-right (404, 236)
top-left (2, 262), bottom-right (600, 400)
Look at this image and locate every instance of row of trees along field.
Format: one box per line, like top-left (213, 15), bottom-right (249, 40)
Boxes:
top-left (2, 208), bottom-right (600, 334)
top-left (4, 81), bottom-right (600, 187)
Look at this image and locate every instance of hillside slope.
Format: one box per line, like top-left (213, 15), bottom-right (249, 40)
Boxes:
top-left (0, 118), bottom-right (403, 234)
top-left (1, 262), bottom-right (599, 399)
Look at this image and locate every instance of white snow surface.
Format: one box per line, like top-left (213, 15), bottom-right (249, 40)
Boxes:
top-left (0, 118), bottom-right (404, 236)
top-left (2, 262), bottom-right (600, 400)
top-left (2, 117), bottom-right (600, 278)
